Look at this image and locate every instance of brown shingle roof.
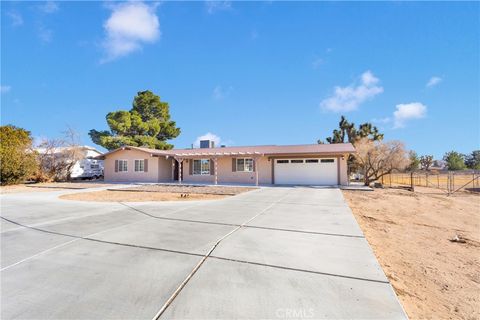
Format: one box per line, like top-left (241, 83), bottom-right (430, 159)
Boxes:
top-left (97, 143), bottom-right (355, 159)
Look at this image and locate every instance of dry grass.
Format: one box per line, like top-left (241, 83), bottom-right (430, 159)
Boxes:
top-left (343, 187), bottom-right (480, 320)
top-left (119, 184), bottom-right (257, 195)
top-left (384, 173), bottom-right (480, 192)
top-left (60, 190), bottom-right (227, 202)
top-left (0, 182), bottom-right (115, 194)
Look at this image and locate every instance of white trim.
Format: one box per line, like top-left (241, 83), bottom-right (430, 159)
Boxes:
top-left (118, 159), bottom-right (128, 172)
top-left (236, 158), bottom-right (254, 172)
top-left (192, 159), bottom-right (210, 175)
top-left (134, 159), bottom-right (145, 172)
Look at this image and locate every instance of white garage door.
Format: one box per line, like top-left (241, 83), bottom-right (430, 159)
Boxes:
top-left (274, 158), bottom-right (338, 185)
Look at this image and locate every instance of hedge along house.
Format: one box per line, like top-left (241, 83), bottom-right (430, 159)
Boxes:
top-left (97, 141), bottom-right (355, 186)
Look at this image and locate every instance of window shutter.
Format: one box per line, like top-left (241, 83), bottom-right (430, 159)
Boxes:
top-left (189, 160), bottom-right (193, 175)
top-left (232, 158), bottom-right (236, 172)
top-left (253, 159), bottom-right (256, 172)
top-left (144, 159), bottom-right (148, 172)
top-left (210, 159), bottom-right (215, 175)
top-left (115, 160), bottom-right (119, 172)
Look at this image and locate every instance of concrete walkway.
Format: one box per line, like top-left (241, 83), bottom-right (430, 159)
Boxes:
top-left (1, 187), bottom-right (407, 319)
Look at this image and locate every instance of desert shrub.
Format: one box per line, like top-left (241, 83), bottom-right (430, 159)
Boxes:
top-left (0, 125), bottom-right (38, 185)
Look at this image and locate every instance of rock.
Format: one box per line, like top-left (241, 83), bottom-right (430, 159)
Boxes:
top-left (374, 182), bottom-right (384, 188)
top-left (449, 234), bottom-right (467, 243)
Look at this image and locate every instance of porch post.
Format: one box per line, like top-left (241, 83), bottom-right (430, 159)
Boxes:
top-left (171, 158), bottom-right (175, 182)
top-left (255, 157), bottom-right (259, 186)
top-left (214, 158), bottom-right (218, 185)
top-left (178, 158), bottom-right (183, 184)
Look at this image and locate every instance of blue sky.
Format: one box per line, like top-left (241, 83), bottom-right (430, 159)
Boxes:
top-left (1, 1), bottom-right (479, 158)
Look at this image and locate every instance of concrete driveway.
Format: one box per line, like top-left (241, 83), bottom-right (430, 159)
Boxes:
top-left (1, 187), bottom-right (407, 319)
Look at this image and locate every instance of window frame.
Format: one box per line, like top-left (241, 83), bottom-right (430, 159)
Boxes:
top-left (321, 159), bottom-right (335, 163)
top-left (118, 159), bottom-right (128, 172)
top-left (236, 158), bottom-right (254, 172)
top-left (134, 159), bottom-right (145, 172)
top-left (193, 159), bottom-right (210, 175)
top-left (290, 159), bottom-right (304, 164)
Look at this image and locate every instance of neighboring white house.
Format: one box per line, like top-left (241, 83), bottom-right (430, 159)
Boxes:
top-left (35, 145), bottom-right (104, 179)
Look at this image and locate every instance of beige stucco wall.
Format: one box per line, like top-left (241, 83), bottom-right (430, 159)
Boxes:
top-left (338, 155), bottom-right (348, 185)
top-left (104, 150), bottom-right (349, 186)
top-left (181, 157), bottom-right (272, 185)
top-left (104, 149), bottom-right (165, 183)
top-left (158, 157), bottom-right (173, 182)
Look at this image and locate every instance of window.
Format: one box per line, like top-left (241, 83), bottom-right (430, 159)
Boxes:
top-left (118, 160), bottom-right (128, 172)
top-left (193, 159), bottom-right (210, 175)
top-left (291, 159), bottom-right (304, 163)
top-left (321, 159), bottom-right (335, 163)
top-left (277, 160), bottom-right (289, 164)
top-left (236, 158), bottom-right (253, 172)
top-left (135, 160), bottom-right (145, 172)
top-left (91, 164), bottom-right (100, 169)
top-left (305, 159), bottom-right (319, 163)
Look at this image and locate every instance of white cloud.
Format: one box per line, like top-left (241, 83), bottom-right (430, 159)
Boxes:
top-left (205, 1), bottom-right (232, 14)
top-left (212, 85), bottom-right (233, 100)
top-left (7, 11), bottom-right (23, 27)
top-left (102, 2), bottom-right (160, 62)
top-left (1, 85), bottom-right (11, 94)
top-left (320, 70), bottom-right (384, 112)
top-left (312, 57), bottom-right (323, 69)
top-left (194, 132), bottom-right (222, 148)
top-left (393, 102), bottom-right (427, 128)
top-left (38, 24), bottom-right (53, 43)
top-left (39, 1), bottom-right (59, 14)
top-left (426, 76), bottom-right (442, 88)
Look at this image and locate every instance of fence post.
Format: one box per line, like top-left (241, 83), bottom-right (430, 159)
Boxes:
top-left (447, 172), bottom-right (451, 195)
top-left (410, 172), bottom-right (414, 192)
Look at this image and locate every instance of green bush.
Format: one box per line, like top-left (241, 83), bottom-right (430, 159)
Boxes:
top-left (0, 125), bottom-right (38, 185)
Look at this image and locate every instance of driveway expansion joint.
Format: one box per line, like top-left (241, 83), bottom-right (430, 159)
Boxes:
top-left (208, 255), bottom-right (390, 284)
top-left (151, 190), bottom-right (293, 320)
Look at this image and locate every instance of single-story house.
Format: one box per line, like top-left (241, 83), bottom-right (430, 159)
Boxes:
top-left (96, 141), bottom-right (355, 186)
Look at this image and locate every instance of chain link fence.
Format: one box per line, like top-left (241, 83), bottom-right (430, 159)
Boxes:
top-left (382, 171), bottom-right (480, 195)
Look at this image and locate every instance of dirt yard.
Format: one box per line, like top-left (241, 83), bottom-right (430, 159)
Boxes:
top-left (60, 190), bottom-right (227, 202)
top-left (0, 182), bottom-right (115, 194)
top-left (342, 187), bottom-right (480, 320)
top-left (118, 184), bottom-right (257, 195)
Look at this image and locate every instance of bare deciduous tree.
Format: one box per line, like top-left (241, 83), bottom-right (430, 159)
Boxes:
top-left (61, 127), bottom-right (83, 180)
top-left (420, 155), bottom-right (434, 171)
top-left (34, 127), bottom-right (84, 182)
top-left (355, 138), bottom-right (410, 186)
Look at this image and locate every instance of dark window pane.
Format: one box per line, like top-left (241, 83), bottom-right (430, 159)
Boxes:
top-left (321, 159), bottom-right (335, 163)
top-left (291, 160), bottom-right (304, 163)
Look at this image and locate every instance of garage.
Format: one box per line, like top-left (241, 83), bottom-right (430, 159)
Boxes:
top-left (274, 158), bottom-right (338, 185)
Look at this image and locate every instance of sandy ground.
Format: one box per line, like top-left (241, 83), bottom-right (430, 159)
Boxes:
top-left (342, 187), bottom-right (480, 320)
top-left (0, 182), bottom-right (115, 194)
top-left (60, 190), bottom-right (227, 202)
top-left (119, 184), bottom-right (257, 195)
